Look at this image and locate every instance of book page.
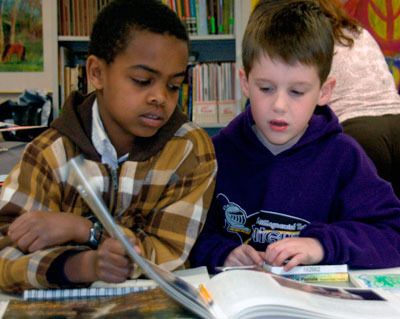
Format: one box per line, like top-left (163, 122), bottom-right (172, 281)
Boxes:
top-left (0, 301), bottom-right (8, 319)
top-left (204, 270), bottom-right (400, 319)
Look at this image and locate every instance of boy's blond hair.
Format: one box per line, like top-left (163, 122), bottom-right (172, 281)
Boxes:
top-left (242, 0), bottom-right (334, 84)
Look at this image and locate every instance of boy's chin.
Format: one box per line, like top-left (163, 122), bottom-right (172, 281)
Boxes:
top-left (134, 127), bottom-right (162, 138)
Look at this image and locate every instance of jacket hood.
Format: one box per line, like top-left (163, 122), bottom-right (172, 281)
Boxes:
top-left (51, 91), bottom-right (188, 162)
top-left (214, 104), bottom-right (342, 161)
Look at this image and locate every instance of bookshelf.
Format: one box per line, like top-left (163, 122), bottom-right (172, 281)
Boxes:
top-left (52, 0), bottom-right (252, 131)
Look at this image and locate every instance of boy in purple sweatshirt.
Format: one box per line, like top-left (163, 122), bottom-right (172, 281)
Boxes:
top-left (190, 0), bottom-right (400, 273)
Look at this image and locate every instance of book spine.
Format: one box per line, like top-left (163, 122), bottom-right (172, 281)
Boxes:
top-left (196, 0), bottom-right (208, 35)
top-left (283, 273), bottom-right (349, 283)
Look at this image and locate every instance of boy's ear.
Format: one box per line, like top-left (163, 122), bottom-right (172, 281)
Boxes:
top-left (239, 68), bottom-right (250, 98)
top-left (86, 55), bottom-right (106, 90)
top-left (317, 77), bottom-right (336, 106)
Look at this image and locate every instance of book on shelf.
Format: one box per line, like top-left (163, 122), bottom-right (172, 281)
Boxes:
top-left (58, 0), bottom-right (112, 36)
top-left (196, 0), bottom-right (209, 35)
top-left (67, 155), bottom-right (400, 319)
top-left (190, 62), bottom-right (237, 125)
top-left (162, 0), bottom-right (234, 36)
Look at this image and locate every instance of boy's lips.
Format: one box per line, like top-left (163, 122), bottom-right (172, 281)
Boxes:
top-left (140, 112), bottom-right (164, 128)
top-left (269, 119), bottom-right (288, 132)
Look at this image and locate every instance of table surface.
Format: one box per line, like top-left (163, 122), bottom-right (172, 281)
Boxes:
top-left (0, 141), bottom-right (26, 175)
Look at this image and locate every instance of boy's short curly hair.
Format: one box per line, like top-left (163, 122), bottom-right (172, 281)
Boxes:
top-left (88, 0), bottom-right (189, 64)
top-left (242, 0), bottom-right (334, 84)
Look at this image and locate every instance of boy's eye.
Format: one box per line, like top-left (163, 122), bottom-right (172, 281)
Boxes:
top-left (260, 87), bottom-right (273, 93)
top-left (168, 83), bottom-right (182, 92)
top-left (132, 78), bottom-right (151, 86)
top-left (290, 90), bottom-right (304, 96)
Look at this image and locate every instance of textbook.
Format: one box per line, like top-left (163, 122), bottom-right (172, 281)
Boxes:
top-left (68, 156), bottom-right (400, 319)
top-left (263, 263), bottom-right (349, 282)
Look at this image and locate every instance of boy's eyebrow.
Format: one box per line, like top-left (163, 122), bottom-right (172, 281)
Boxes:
top-left (130, 64), bottom-right (187, 78)
top-left (255, 78), bottom-right (312, 86)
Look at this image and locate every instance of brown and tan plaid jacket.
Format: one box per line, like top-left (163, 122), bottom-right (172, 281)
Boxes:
top-left (0, 92), bottom-right (216, 293)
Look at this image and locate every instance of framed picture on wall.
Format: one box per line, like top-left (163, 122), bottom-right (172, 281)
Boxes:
top-left (0, 0), bottom-right (56, 97)
top-left (0, 0), bottom-right (44, 72)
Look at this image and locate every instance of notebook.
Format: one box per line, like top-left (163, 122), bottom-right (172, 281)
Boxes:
top-left (23, 266), bottom-right (209, 301)
top-left (23, 285), bottom-right (154, 301)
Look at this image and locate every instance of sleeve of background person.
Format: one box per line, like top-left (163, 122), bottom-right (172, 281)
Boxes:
top-left (329, 28), bottom-right (400, 123)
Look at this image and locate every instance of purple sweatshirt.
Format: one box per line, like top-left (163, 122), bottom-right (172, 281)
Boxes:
top-left (190, 105), bottom-right (400, 273)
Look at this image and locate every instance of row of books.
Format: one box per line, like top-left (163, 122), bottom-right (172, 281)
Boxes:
top-left (58, 0), bottom-right (234, 38)
top-left (162, 0), bottom-right (235, 36)
top-left (60, 64), bottom-right (96, 103)
top-left (188, 62), bottom-right (238, 125)
top-left (58, 46), bottom-right (94, 103)
top-left (58, 0), bottom-right (112, 36)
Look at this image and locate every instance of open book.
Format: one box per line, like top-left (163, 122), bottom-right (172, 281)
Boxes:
top-left (69, 156), bottom-right (400, 319)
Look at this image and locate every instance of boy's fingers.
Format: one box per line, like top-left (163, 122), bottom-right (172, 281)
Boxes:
top-left (8, 217), bottom-right (28, 235)
top-left (247, 248), bottom-right (264, 265)
top-left (17, 233), bottom-right (38, 252)
top-left (283, 255), bottom-right (303, 271)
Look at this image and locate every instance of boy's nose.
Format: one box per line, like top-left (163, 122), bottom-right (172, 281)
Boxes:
top-left (148, 86), bottom-right (167, 107)
top-left (272, 92), bottom-right (288, 114)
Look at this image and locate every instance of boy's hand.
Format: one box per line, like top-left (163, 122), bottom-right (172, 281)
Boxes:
top-left (224, 244), bottom-right (265, 267)
top-left (8, 212), bottom-right (92, 252)
top-left (64, 237), bottom-right (141, 283)
top-left (93, 237), bottom-right (140, 283)
top-left (264, 237), bottom-right (324, 271)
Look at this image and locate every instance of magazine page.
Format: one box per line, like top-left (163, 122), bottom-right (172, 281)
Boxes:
top-left (204, 270), bottom-right (400, 319)
top-left (68, 157), bottom-right (213, 319)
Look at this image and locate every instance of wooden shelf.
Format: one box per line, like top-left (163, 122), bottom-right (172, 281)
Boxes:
top-left (59, 34), bottom-right (235, 42)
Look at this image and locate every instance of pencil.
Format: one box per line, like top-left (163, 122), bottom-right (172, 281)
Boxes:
top-left (199, 284), bottom-right (213, 305)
